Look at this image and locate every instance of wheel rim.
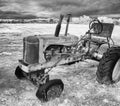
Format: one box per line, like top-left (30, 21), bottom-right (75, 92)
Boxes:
top-left (47, 85), bottom-right (62, 101)
top-left (98, 44), bottom-right (108, 55)
top-left (112, 59), bottom-right (120, 82)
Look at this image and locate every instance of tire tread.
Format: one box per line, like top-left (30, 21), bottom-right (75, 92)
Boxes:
top-left (96, 47), bottom-right (120, 85)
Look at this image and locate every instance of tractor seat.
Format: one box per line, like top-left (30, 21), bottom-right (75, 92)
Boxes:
top-left (90, 23), bottom-right (114, 48)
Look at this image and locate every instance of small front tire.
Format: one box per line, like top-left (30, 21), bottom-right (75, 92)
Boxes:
top-left (15, 66), bottom-right (26, 79)
top-left (36, 79), bottom-right (64, 102)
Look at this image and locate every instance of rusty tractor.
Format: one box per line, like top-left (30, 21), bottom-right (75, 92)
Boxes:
top-left (15, 14), bottom-right (114, 102)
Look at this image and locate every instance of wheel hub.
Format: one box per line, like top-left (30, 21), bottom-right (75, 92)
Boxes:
top-left (112, 59), bottom-right (120, 82)
top-left (47, 85), bottom-right (62, 101)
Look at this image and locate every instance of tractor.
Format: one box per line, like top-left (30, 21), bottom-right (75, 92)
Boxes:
top-left (96, 45), bottom-right (120, 85)
top-left (15, 14), bottom-right (114, 102)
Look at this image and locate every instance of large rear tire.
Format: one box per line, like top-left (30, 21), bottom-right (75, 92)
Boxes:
top-left (36, 79), bottom-right (64, 102)
top-left (96, 47), bottom-right (120, 85)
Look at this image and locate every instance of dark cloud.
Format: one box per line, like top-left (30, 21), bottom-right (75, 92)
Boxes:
top-left (0, 10), bottom-right (37, 19)
top-left (0, 0), bottom-right (7, 7)
top-left (40, 0), bottom-right (82, 10)
top-left (42, 0), bottom-right (120, 16)
top-left (0, 0), bottom-right (120, 18)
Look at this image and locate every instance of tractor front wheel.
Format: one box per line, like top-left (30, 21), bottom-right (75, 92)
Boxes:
top-left (15, 66), bottom-right (26, 79)
top-left (36, 79), bottom-right (64, 102)
top-left (96, 47), bottom-right (120, 85)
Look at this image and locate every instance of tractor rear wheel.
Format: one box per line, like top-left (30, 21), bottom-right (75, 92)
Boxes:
top-left (96, 47), bottom-right (120, 85)
top-left (36, 79), bottom-right (64, 102)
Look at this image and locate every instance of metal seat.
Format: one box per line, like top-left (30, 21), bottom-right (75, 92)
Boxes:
top-left (91, 23), bottom-right (114, 48)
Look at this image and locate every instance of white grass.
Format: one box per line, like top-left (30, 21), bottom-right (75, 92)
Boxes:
top-left (0, 23), bottom-right (120, 44)
top-left (0, 23), bottom-right (120, 106)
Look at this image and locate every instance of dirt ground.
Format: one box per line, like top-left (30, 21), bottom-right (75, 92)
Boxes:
top-left (0, 24), bottom-right (120, 106)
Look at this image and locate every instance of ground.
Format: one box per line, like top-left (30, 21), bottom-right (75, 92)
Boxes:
top-left (0, 24), bottom-right (120, 106)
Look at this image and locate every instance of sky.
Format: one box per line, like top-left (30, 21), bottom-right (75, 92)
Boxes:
top-left (0, 0), bottom-right (120, 18)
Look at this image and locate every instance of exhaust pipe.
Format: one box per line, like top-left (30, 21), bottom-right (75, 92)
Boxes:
top-left (65, 14), bottom-right (71, 36)
top-left (54, 14), bottom-right (64, 37)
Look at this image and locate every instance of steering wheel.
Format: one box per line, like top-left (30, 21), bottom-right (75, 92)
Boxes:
top-left (89, 19), bottom-right (103, 34)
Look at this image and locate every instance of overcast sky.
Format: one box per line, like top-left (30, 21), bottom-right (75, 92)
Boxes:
top-left (0, 0), bottom-right (120, 18)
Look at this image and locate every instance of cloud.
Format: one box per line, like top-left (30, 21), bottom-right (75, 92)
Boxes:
top-left (0, 0), bottom-right (120, 17)
top-left (39, 0), bottom-right (120, 16)
top-left (0, 10), bottom-right (37, 19)
top-left (41, 0), bottom-right (120, 16)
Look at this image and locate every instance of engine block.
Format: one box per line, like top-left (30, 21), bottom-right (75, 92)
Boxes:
top-left (23, 34), bottom-right (79, 65)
